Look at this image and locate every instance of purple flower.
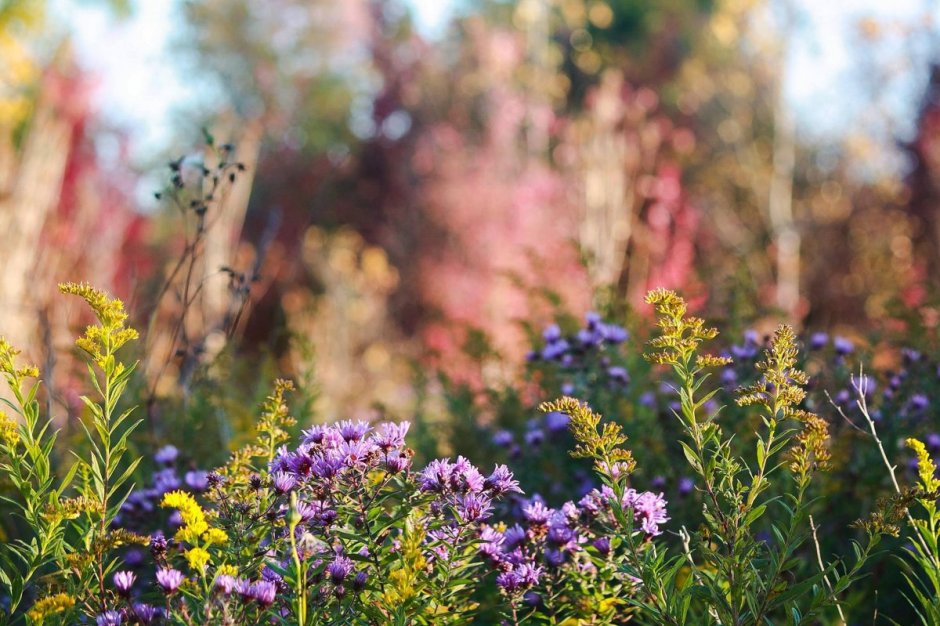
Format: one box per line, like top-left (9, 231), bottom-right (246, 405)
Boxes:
top-left (152, 468), bottom-right (181, 494)
top-left (492, 430), bottom-right (514, 447)
top-left (458, 492), bottom-right (493, 521)
top-left (113, 570), bottom-right (136, 595)
top-left (312, 451), bottom-right (345, 480)
top-left (373, 422), bottom-right (410, 451)
top-left (156, 568), bottom-right (185, 594)
top-left (809, 332), bottom-right (828, 350)
top-left (352, 570), bottom-right (368, 591)
top-left (336, 420), bottom-right (371, 442)
top-left (592, 536), bottom-right (611, 556)
top-left (903, 348), bottom-right (922, 363)
top-left (340, 439), bottom-right (377, 466)
top-left (214, 574), bottom-right (236, 595)
top-left (602, 323), bottom-right (629, 344)
top-left (328, 556), bottom-right (354, 585)
top-left (96, 611), bottom-right (123, 626)
top-left (678, 477), bottom-right (694, 496)
top-left (523, 501), bottom-right (553, 525)
top-left (524, 428), bottom-right (545, 447)
top-left (927, 433), bottom-right (940, 452)
top-left (149, 533), bottom-right (168, 559)
top-left (123, 549), bottom-right (144, 567)
top-left (272, 471), bottom-right (297, 495)
top-left (154, 445), bottom-right (178, 465)
top-left (131, 604), bottom-right (162, 624)
top-left (485, 465), bottom-right (522, 495)
top-left (834, 336), bottom-right (854, 355)
top-left (453, 456), bottom-right (486, 492)
top-left (911, 394), bottom-right (930, 412)
top-left (302, 425), bottom-right (329, 445)
top-left (251, 580), bottom-right (277, 607)
top-left (628, 491), bottom-right (669, 536)
top-left (418, 459), bottom-right (453, 492)
top-left (234, 578), bottom-right (253, 601)
top-left (185, 470), bottom-right (209, 492)
top-left (542, 324), bottom-right (562, 342)
top-left (384, 451), bottom-right (411, 473)
top-left (544, 411), bottom-right (570, 433)
top-left (607, 365), bottom-right (630, 385)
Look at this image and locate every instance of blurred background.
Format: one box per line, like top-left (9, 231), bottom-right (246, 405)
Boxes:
top-left (3, 0), bottom-right (940, 422)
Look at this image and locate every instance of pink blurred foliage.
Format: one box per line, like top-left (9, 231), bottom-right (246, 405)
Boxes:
top-left (27, 55), bottom-right (147, 413)
top-left (635, 162), bottom-right (699, 306)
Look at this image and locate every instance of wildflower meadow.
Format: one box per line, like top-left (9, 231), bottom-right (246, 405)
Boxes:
top-left (7, 0), bottom-right (940, 624)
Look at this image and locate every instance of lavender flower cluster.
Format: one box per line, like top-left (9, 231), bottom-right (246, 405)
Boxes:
top-left (101, 416), bottom-right (539, 623)
top-left (527, 313), bottom-right (630, 390)
top-left (479, 485), bottom-right (669, 599)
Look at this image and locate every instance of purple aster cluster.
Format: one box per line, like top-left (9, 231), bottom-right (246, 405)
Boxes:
top-left (114, 445), bottom-right (209, 536)
top-left (418, 457), bottom-right (522, 525)
top-left (271, 419), bottom-right (413, 487)
top-left (527, 313), bottom-right (630, 388)
top-left (479, 484), bottom-right (668, 598)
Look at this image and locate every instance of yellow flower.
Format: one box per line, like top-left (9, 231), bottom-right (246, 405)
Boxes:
top-left (27, 593), bottom-right (75, 621)
top-left (216, 563), bottom-right (239, 577)
top-left (907, 438), bottom-right (940, 492)
top-left (186, 547), bottom-right (211, 572)
top-left (162, 491), bottom-right (207, 529)
top-left (203, 527), bottom-right (229, 546)
top-left (0, 410), bottom-right (19, 447)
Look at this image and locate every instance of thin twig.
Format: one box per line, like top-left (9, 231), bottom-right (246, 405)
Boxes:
top-left (844, 365), bottom-right (940, 570)
top-left (810, 514), bottom-right (846, 625)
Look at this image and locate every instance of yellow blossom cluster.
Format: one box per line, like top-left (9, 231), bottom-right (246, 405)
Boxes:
top-left (0, 410), bottom-right (18, 447)
top-left (58, 283), bottom-right (138, 366)
top-left (161, 490), bottom-right (228, 572)
top-left (907, 438), bottom-right (940, 494)
top-left (26, 593), bottom-right (75, 622)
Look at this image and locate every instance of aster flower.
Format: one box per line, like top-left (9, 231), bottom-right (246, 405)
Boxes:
top-left (234, 578), bottom-right (254, 601)
top-left (214, 574), bottom-right (236, 595)
top-left (592, 536), bottom-right (611, 556)
top-left (418, 459), bottom-right (454, 492)
top-left (206, 471), bottom-right (224, 488)
top-left (149, 533), bottom-right (168, 559)
top-left (251, 580), bottom-right (277, 607)
top-left (523, 501), bottom-right (552, 525)
top-left (185, 470), bottom-right (209, 492)
top-left (154, 445), bottom-right (178, 465)
top-left (384, 450), bottom-right (411, 473)
top-left (312, 451), bottom-right (345, 479)
top-left (352, 570), bottom-right (368, 591)
top-left (340, 438), bottom-right (377, 467)
top-left (373, 421), bottom-right (410, 451)
top-left (458, 492), bottom-right (493, 521)
top-left (524, 428), bottom-right (545, 447)
top-left (302, 425), bottom-right (329, 445)
top-left (492, 430), bottom-right (514, 447)
top-left (809, 332), bottom-right (828, 350)
top-left (156, 568), bottom-right (185, 594)
top-left (271, 471), bottom-right (297, 495)
top-left (833, 336), bottom-right (854, 355)
top-left (328, 556), bottom-right (354, 585)
top-left (484, 465), bottom-right (522, 495)
top-left (131, 604), bottom-right (162, 625)
top-left (543, 411), bottom-right (570, 433)
top-left (336, 420), bottom-right (371, 442)
top-left (113, 570), bottom-right (136, 595)
top-left (630, 491), bottom-right (670, 537)
top-left (96, 610), bottom-right (123, 626)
